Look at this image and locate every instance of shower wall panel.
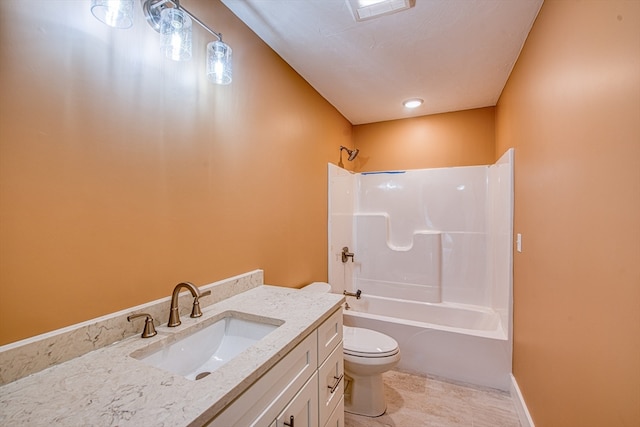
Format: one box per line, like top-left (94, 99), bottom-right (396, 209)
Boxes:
top-left (487, 149), bottom-right (514, 329)
top-left (355, 214), bottom-right (442, 302)
top-left (328, 164), bottom-right (356, 295)
top-left (355, 167), bottom-right (490, 306)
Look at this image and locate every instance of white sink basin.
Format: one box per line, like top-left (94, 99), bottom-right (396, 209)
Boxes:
top-left (131, 311), bottom-right (283, 381)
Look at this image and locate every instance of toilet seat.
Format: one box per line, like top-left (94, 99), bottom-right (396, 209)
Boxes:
top-left (343, 326), bottom-right (399, 358)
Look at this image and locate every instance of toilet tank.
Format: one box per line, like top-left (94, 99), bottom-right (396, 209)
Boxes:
top-left (301, 282), bottom-right (332, 293)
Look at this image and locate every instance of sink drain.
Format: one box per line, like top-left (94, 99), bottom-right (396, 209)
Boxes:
top-left (195, 371), bottom-right (211, 380)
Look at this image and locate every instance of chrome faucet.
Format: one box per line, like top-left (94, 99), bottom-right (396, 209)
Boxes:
top-left (168, 282), bottom-right (211, 327)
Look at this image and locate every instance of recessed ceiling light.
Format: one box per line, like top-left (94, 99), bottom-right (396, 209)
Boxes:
top-left (403, 98), bottom-right (423, 108)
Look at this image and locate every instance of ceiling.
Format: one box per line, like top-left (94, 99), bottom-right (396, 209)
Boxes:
top-left (220, 0), bottom-right (543, 125)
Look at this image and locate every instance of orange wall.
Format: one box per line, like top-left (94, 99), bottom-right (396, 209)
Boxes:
top-left (3, 5), bottom-right (639, 424)
top-left (496, 1), bottom-right (640, 426)
top-left (352, 107), bottom-right (495, 171)
top-left (0, 0), bottom-right (352, 345)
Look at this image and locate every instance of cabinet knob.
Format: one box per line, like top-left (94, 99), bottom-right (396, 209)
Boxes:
top-left (283, 415), bottom-right (294, 427)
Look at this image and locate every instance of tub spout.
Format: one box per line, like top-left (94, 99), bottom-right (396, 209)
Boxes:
top-left (343, 289), bottom-right (362, 299)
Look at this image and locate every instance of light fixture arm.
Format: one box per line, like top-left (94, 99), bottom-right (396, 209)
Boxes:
top-left (177, 4), bottom-right (222, 41)
top-left (142, 0), bottom-right (222, 40)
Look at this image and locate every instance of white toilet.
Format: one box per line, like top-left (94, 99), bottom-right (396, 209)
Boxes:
top-left (302, 282), bottom-right (400, 417)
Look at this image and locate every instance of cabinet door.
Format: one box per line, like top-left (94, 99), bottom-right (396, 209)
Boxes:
top-left (317, 308), bottom-right (343, 363)
top-left (318, 342), bottom-right (344, 426)
top-left (276, 373), bottom-right (319, 427)
top-left (207, 331), bottom-right (318, 427)
top-left (324, 395), bottom-right (344, 427)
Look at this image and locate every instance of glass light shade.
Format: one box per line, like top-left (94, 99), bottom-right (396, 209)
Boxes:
top-left (91, 0), bottom-right (134, 29)
top-left (206, 41), bottom-right (233, 85)
top-left (160, 8), bottom-right (192, 61)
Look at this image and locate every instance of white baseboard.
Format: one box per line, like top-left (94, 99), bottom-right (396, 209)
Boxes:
top-left (510, 374), bottom-right (535, 427)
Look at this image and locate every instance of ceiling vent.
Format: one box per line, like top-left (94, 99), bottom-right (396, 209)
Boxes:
top-left (346, 0), bottom-right (414, 22)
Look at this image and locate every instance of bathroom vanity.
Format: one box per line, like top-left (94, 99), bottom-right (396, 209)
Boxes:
top-left (208, 308), bottom-right (344, 427)
top-left (0, 276), bottom-right (344, 427)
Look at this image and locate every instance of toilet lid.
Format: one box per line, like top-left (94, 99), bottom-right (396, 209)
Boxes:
top-left (343, 326), bottom-right (399, 357)
top-left (302, 282), bottom-right (331, 293)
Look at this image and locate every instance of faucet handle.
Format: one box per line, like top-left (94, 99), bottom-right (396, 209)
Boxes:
top-left (127, 313), bottom-right (157, 338)
top-left (190, 289), bottom-right (212, 318)
top-left (341, 247), bottom-right (355, 263)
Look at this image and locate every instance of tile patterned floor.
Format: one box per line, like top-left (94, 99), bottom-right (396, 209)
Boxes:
top-left (344, 370), bottom-right (521, 427)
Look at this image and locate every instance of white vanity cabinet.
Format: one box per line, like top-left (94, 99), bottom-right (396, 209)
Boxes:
top-left (275, 373), bottom-right (319, 427)
top-left (318, 343), bottom-right (344, 427)
top-left (207, 308), bottom-right (344, 427)
top-left (316, 308), bottom-right (344, 427)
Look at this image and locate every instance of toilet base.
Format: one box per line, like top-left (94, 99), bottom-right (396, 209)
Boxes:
top-left (344, 372), bottom-right (387, 417)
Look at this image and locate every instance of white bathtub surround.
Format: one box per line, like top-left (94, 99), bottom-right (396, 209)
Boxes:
top-left (328, 148), bottom-right (514, 390)
top-left (343, 305), bottom-right (510, 390)
top-left (0, 284), bottom-right (344, 426)
top-left (0, 270), bottom-right (263, 386)
top-left (346, 296), bottom-right (506, 340)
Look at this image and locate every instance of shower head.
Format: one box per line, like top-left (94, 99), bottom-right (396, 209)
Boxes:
top-left (340, 146), bottom-right (359, 162)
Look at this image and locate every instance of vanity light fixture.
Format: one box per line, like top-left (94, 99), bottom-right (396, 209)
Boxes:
top-left (91, 0), bottom-right (135, 29)
top-left (91, 0), bottom-right (232, 84)
top-left (403, 98), bottom-right (423, 109)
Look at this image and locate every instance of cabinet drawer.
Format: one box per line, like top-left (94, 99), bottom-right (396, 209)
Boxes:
top-left (207, 330), bottom-right (318, 427)
top-left (317, 308), bottom-right (343, 363)
top-left (276, 373), bottom-right (319, 427)
top-left (318, 342), bottom-right (344, 427)
top-left (324, 395), bottom-right (344, 427)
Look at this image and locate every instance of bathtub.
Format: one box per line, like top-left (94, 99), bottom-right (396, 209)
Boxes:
top-left (342, 294), bottom-right (512, 391)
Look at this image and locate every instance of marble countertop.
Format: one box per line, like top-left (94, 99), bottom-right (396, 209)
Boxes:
top-left (0, 285), bottom-right (344, 426)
